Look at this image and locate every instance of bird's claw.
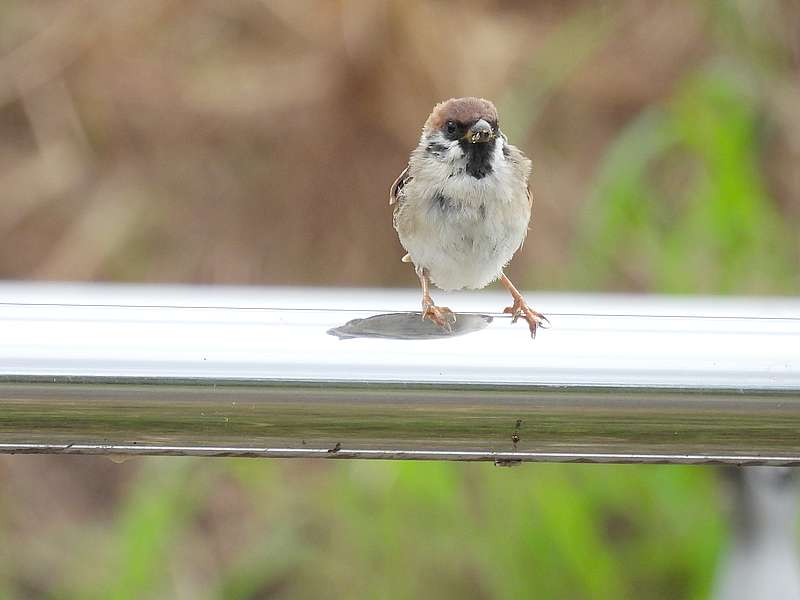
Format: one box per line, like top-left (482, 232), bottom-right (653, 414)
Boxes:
top-left (422, 302), bottom-right (457, 332)
top-left (503, 301), bottom-right (549, 338)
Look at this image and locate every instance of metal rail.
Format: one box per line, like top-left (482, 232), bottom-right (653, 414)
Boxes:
top-left (1, 282), bottom-right (799, 465)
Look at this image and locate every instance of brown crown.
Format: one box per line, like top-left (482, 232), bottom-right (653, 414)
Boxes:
top-left (424, 97), bottom-right (499, 132)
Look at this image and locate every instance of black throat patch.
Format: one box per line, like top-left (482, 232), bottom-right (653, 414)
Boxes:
top-left (459, 139), bottom-right (495, 179)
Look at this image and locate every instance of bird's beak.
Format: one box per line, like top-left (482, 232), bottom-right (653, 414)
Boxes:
top-left (466, 119), bottom-right (495, 144)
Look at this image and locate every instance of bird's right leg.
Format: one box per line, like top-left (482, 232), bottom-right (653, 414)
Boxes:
top-left (416, 266), bottom-right (456, 331)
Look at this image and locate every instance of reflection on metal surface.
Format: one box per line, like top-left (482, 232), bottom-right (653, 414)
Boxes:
top-left (327, 312), bottom-right (492, 340)
top-left (0, 283), bottom-right (799, 464)
top-left (2, 380), bottom-right (800, 464)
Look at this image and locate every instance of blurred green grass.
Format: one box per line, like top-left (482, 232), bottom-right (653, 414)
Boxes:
top-left (572, 65), bottom-right (795, 293)
top-left (11, 459), bottom-right (720, 600)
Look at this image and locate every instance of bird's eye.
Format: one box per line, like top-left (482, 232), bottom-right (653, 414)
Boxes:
top-left (445, 121), bottom-right (458, 135)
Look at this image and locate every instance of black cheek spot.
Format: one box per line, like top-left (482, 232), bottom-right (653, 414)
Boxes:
top-left (502, 145), bottom-right (510, 158)
top-left (426, 142), bottom-right (447, 156)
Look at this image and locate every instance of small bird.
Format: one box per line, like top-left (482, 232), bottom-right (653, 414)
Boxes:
top-left (390, 97), bottom-right (548, 337)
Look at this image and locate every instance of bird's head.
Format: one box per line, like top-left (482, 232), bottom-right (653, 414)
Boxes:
top-left (423, 97), bottom-right (499, 146)
top-left (418, 97), bottom-right (501, 179)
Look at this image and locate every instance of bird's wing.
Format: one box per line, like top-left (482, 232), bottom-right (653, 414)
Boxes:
top-left (389, 166), bottom-right (411, 206)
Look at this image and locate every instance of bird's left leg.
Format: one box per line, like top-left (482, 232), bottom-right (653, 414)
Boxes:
top-left (499, 273), bottom-right (549, 338)
top-left (417, 266), bottom-right (456, 331)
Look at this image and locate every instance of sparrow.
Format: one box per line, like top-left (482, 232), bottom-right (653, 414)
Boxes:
top-left (390, 97), bottom-right (548, 338)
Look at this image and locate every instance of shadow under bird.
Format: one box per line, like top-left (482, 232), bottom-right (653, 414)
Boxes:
top-left (390, 97), bottom-right (548, 337)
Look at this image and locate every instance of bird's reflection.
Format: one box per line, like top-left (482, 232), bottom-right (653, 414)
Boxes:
top-left (328, 312), bottom-right (492, 340)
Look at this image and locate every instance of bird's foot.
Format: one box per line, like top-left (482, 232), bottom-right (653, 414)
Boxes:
top-left (422, 300), bottom-right (456, 332)
top-left (503, 298), bottom-right (549, 339)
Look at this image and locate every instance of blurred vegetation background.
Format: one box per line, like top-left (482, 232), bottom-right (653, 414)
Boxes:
top-left (0, 1), bottom-right (798, 598)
